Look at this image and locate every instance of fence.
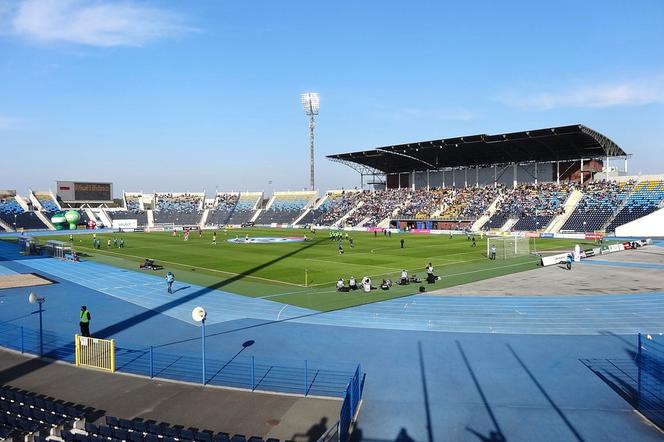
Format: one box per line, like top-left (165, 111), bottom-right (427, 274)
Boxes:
top-left (75, 335), bottom-right (115, 372)
top-left (0, 322), bottom-right (359, 399)
top-left (338, 365), bottom-right (364, 442)
top-left (637, 333), bottom-right (664, 429)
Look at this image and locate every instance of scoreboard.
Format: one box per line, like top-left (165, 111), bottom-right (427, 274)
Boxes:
top-left (57, 181), bottom-right (113, 202)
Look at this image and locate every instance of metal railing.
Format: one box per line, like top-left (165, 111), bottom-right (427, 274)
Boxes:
top-left (0, 322), bottom-right (357, 398)
top-left (637, 333), bottom-right (664, 429)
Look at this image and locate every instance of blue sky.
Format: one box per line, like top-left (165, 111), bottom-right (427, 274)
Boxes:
top-left (1, 0), bottom-right (663, 196)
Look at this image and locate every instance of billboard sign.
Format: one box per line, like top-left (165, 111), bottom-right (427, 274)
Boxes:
top-left (57, 181), bottom-right (113, 202)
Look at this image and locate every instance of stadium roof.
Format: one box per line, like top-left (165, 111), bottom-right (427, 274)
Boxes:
top-left (327, 124), bottom-right (627, 174)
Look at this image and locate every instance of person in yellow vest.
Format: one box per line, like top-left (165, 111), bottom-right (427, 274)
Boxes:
top-left (79, 305), bottom-right (91, 337)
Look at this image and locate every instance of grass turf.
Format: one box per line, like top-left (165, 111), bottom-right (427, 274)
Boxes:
top-left (12, 228), bottom-right (606, 312)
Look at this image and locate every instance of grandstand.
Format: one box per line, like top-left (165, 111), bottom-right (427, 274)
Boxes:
top-left (226, 192), bottom-right (262, 225)
top-left (310, 190), bottom-right (362, 226)
top-left (606, 179), bottom-right (664, 232)
top-left (205, 192), bottom-right (240, 226)
top-left (31, 191), bottom-right (60, 213)
top-left (561, 180), bottom-right (633, 232)
top-left (3, 176), bottom-right (664, 235)
top-left (153, 192), bottom-right (204, 226)
top-left (253, 191), bottom-right (316, 225)
top-left (105, 193), bottom-right (149, 227)
top-left (4, 178), bottom-right (664, 234)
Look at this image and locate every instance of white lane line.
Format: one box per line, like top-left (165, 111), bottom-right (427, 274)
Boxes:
top-left (277, 304), bottom-right (288, 320)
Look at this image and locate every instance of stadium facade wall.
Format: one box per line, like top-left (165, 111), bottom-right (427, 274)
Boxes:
top-left (410, 163), bottom-right (554, 189)
top-left (615, 207), bottom-right (664, 237)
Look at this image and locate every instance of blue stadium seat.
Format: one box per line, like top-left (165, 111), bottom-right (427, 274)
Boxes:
top-left (132, 419), bottom-right (148, 433)
top-left (144, 433), bottom-right (160, 442)
top-left (195, 430), bottom-right (214, 441)
top-left (113, 427), bottom-right (130, 440)
top-left (129, 430), bottom-right (145, 442)
top-left (180, 428), bottom-right (196, 440)
top-left (99, 425), bottom-right (114, 438)
top-left (118, 418), bottom-right (134, 429)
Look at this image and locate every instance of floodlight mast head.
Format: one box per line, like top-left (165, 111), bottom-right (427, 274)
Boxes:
top-left (301, 92), bottom-right (320, 116)
top-left (29, 292), bottom-right (45, 304)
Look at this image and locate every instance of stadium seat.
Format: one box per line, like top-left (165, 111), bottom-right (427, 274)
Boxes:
top-left (132, 419), bottom-right (149, 433)
top-left (213, 432), bottom-right (231, 442)
top-left (195, 430), bottom-right (214, 441)
top-left (85, 422), bottom-right (98, 434)
top-left (129, 430), bottom-right (145, 442)
top-left (106, 415), bottom-right (119, 428)
top-left (144, 433), bottom-right (160, 442)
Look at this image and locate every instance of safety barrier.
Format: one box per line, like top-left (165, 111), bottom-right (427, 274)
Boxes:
top-left (338, 365), bottom-right (364, 442)
top-left (75, 334), bottom-right (115, 372)
top-left (637, 333), bottom-right (664, 429)
top-left (0, 322), bottom-right (359, 399)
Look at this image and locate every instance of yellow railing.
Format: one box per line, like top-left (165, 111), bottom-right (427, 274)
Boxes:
top-left (75, 335), bottom-right (115, 372)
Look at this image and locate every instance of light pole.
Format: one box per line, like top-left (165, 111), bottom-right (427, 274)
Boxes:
top-left (192, 307), bottom-right (207, 385)
top-left (28, 292), bottom-right (45, 357)
top-left (301, 92), bottom-right (320, 191)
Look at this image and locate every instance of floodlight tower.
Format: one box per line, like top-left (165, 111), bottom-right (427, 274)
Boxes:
top-left (301, 92), bottom-right (320, 191)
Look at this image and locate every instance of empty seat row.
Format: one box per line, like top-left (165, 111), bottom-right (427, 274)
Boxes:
top-left (0, 386), bottom-right (85, 420)
top-left (98, 416), bottom-right (276, 442)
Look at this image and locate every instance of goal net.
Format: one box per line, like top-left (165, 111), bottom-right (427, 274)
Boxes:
top-left (486, 236), bottom-right (530, 260)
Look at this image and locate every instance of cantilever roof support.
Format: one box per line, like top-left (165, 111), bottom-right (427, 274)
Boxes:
top-left (375, 148), bottom-right (437, 170)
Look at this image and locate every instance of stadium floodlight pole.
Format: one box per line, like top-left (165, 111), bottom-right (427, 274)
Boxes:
top-left (28, 292), bottom-right (45, 357)
top-left (301, 92), bottom-right (320, 191)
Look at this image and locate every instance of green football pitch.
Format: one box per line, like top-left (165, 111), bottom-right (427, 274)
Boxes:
top-left (36, 228), bottom-right (600, 312)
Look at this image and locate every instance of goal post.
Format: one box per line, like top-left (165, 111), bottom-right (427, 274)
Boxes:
top-left (486, 236), bottom-right (530, 260)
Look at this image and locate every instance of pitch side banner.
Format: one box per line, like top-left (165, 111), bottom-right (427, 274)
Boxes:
top-left (541, 252), bottom-right (570, 267)
top-left (112, 219), bottom-right (137, 230)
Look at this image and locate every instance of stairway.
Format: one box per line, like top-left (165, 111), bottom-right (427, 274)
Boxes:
top-left (34, 211), bottom-right (55, 230)
top-left (471, 194), bottom-right (503, 231)
top-left (199, 209), bottom-right (210, 227)
top-left (147, 210), bottom-right (154, 228)
top-left (545, 189), bottom-right (583, 233)
top-left (96, 209), bottom-right (113, 228)
top-left (501, 218), bottom-right (519, 232)
top-left (601, 181), bottom-right (642, 231)
top-left (293, 209), bottom-right (311, 226)
top-left (250, 209), bottom-right (262, 223)
top-left (14, 195), bottom-right (30, 211)
top-left (0, 218), bottom-right (14, 232)
top-left (333, 201), bottom-right (364, 228)
top-left (84, 208), bottom-right (97, 226)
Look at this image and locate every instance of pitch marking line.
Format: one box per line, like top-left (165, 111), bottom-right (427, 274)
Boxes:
top-left (304, 257), bottom-right (402, 272)
top-left (305, 258), bottom-right (537, 287)
top-left (72, 245), bottom-right (305, 287)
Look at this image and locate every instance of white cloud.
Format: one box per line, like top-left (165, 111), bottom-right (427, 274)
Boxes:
top-left (4, 0), bottom-right (191, 47)
top-left (496, 77), bottom-right (664, 110)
